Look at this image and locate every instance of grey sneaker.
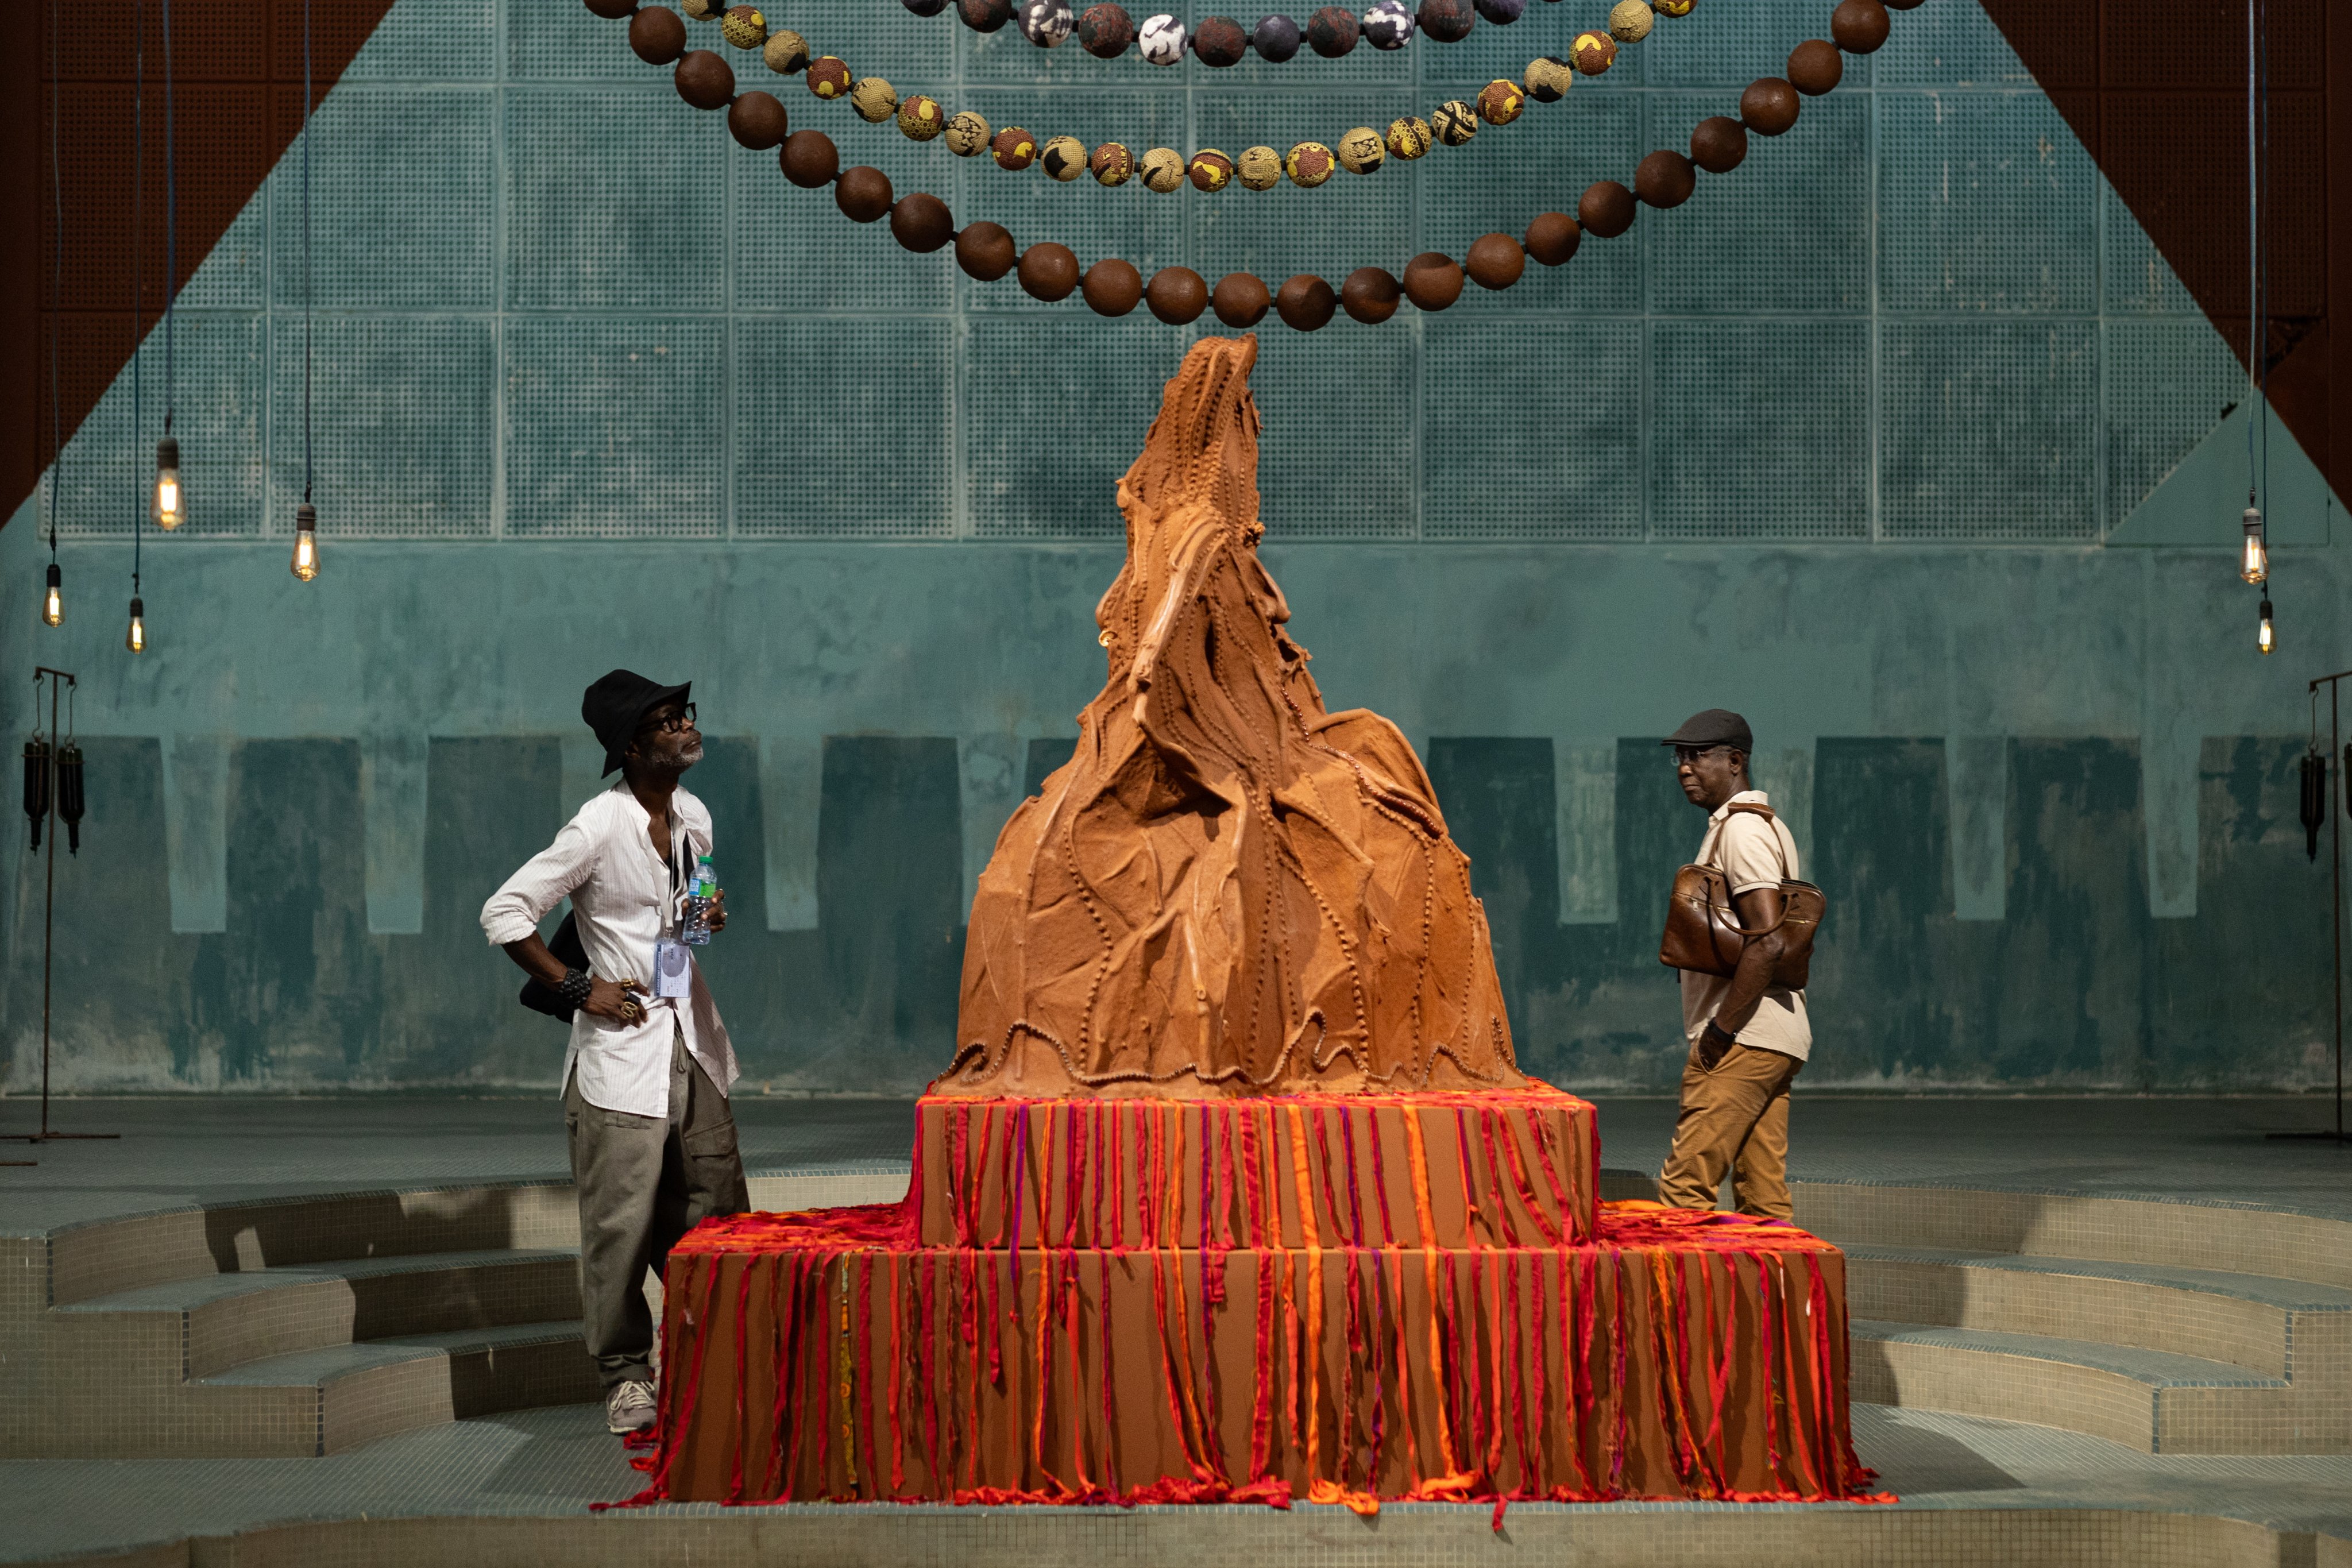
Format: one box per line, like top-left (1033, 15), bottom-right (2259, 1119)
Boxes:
top-left (605, 1378), bottom-right (657, 1435)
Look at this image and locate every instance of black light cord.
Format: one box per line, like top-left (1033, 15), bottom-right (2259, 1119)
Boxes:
top-left (163, 0), bottom-right (175, 443)
top-left (132, 0), bottom-right (144, 595)
top-left (302, 0), bottom-right (314, 508)
top-left (45, 0), bottom-right (62, 566)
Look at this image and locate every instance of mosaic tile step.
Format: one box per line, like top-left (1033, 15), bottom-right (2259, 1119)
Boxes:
top-left (1844, 1244), bottom-right (2352, 1380)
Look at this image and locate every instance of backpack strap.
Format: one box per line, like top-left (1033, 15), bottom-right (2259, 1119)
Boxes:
top-left (1724, 801), bottom-right (1776, 821)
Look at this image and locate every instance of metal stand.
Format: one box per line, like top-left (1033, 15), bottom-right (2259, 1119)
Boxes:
top-left (2272, 669), bottom-right (2351, 1144)
top-left (4, 667), bottom-right (116, 1149)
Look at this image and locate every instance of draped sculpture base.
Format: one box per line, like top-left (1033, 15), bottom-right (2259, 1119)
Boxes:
top-left (624, 1093), bottom-right (1882, 1510)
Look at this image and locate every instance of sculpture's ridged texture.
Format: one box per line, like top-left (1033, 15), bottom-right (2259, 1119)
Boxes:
top-left (937, 336), bottom-right (1521, 1098)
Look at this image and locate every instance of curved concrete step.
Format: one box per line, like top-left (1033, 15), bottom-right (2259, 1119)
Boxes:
top-left (1844, 1242), bottom-right (2352, 1379)
top-left (1849, 1319), bottom-right (2304, 1454)
top-left (193, 1320), bottom-right (597, 1456)
top-left (58, 1249), bottom-right (582, 1378)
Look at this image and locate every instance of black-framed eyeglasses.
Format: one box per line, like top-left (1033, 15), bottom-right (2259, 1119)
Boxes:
top-left (1673, 744), bottom-right (1727, 766)
top-left (639, 702), bottom-right (697, 735)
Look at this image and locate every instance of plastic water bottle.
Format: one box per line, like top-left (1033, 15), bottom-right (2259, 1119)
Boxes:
top-left (681, 856), bottom-right (717, 945)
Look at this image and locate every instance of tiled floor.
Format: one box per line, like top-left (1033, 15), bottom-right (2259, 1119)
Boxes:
top-left (0, 1400), bottom-right (2345, 1563)
top-left (3, 1093), bottom-right (2349, 1236)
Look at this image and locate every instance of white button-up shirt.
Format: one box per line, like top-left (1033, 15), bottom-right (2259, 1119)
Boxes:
top-left (1678, 789), bottom-right (1813, 1062)
top-left (481, 782), bottom-right (739, 1117)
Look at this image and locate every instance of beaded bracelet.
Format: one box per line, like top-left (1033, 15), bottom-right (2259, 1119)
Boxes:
top-left (592, 0), bottom-right (1917, 328)
top-left (559, 968), bottom-right (594, 1011)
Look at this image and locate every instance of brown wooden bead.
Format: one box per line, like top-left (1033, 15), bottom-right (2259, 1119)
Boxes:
top-left (1577, 179), bottom-right (1636, 238)
top-left (1524, 211), bottom-right (1581, 267)
top-left (629, 6), bottom-right (688, 63)
top-left (1019, 244), bottom-right (1082, 302)
top-left (585, 0), bottom-right (639, 19)
top-left (779, 129), bottom-right (839, 187)
top-left (890, 192), bottom-right (954, 253)
top-left (1340, 267), bottom-right (1400, 324)
top-left (1403, 252), bottom-right (1463, 311)
top-left (674, 50), bottom-right (736, 110)
top-left (1275, 274), bottom-right (1337, 331)
top-left (727, 91), bottom-right (788, 149)
top-left (1083, 258), bottom-right (1144, 316)
top-left (1463, 233), bottom-right (1525, 291)
top-left (1740, 76), bottom-right (1801, 135)
top-left (1634, 149), bottom-right (1696, 208)
top-left (1689, 115), bottom-right (1748, 174)
top-left (956, 222), bottom-right (1017, 281)
top-left (835, 166), bottom-right (894, 223)
top-left (1193, 16), bottom-right (1249, 65)
top-left (1830, 0), bottom-right (1890, 52)
top-left (1786, 38), bottom-right (1843, 94)
top-left (1212, 272), bottom-right (1272, 327)
top-left (1146, 267), bottom-right (1209, 325)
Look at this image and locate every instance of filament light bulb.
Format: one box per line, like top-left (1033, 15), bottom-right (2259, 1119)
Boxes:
top-left (290, 502), bottom-right (319, 582)
top-left (126, 595), bottom-right (145, 654)
top-left (2258, 597), bottom-right (2276, 656)
top-left (42, 563), bottom-right (61, 627)
top-left (153, 436), bottom-right (183, 531)
top-left (2239, 504), bottom-right (2268, 584)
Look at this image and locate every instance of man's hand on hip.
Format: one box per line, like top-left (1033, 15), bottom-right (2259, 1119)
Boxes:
top-left (582, 977), bottom-right (650, 1027)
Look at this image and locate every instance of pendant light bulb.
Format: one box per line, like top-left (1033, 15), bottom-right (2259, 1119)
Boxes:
top-left (126, 595), bottom-right (146, 654)
top-left (42, 563), bottom-right (62, 627)
top-left (2258, 597), bottom-right (2276, 656)
top-left (152, 435), bottom-right (183, 530)
top-left (2239, 504), bottom-right (2268, 584)
top-left (290, 502), bottom-right (319, 582)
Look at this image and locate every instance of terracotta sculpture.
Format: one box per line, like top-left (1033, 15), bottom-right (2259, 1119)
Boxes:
top-left (936, 335), bottom-right (1521, 1098)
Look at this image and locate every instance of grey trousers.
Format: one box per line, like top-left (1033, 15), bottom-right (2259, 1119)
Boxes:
top-left (563, 1024), bottom-right (749, 1389)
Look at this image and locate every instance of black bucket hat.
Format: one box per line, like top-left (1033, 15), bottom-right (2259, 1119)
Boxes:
top-left (582, 669), bottom-right (692, 777)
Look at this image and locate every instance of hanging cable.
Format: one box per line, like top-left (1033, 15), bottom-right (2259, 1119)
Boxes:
top-left (130, 0), bottom-right (145, 646)
top-left (152, 0), bottom-right (180, 534)
top-left (42, 0), bottom-right (64, 628)
top-left (291, 0), bottom-right (319, 581)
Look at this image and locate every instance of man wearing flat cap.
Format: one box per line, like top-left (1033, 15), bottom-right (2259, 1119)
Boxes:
top-left (1656, 708), bottom-right (1810, 1221)
top-left (481, 670), bottom-right (748, 1436)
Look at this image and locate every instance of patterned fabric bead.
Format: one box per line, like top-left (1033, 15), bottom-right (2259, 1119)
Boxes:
top-left (1608, 0), bottom-right (1654, 40)
top-left (1021, 0), bottom-right (1076, 45)
top-left (806, 56), bottom-right (853, 97)
top-left (1041, 134), bottom-right (1089, 179)
top-left (1284, 140), bottom-right (1335, 186)
top-left (1237, 145), bottom-right (1283, 188)
top-left (945, 110), bottom-right (993, 155)
top-left (1337, 126), bottom-right (1385, 174)
top-left (1431, 99), bottom-right (1479, 145)
top-left (1523, 55), bottom-right (1573, 102)
top-left (1361, 0), bottom-right (1415, 48)
top-left (1138, 13), bottom-right (1189, 61)
top-left (1090, 142), bottom-right (1135, 184)
top-left (897, 95), bottom-right (945, 140)
top-left (1187, 149), bottom-right (1236, 191)
top-left (1140, 145), bottom-right (1187, 190)
top-left (851, 77), bottom-right (899, 122)
top-left (990, 126), bottom-right (1039, 169)
top-left (720, 6), bottom-right (768, 47)
top-left (1570, 30), bottom-right (1616, 72)
top-left (1476, 78), bottom-right (1524, 124)
top-left (1384, 116), bottom-right (1432, 159)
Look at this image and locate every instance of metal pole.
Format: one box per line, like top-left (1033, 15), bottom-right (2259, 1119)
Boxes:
top-left (40, 672), bottom-right (55, 1138)
top-left (2272, 667), bottom-right (2352, 1142)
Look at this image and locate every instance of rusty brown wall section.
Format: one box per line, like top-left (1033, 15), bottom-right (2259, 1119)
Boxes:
top-left (1978, 0), bottom-right (2344, 501)
top-left (2, 0), bottom-right (399, 525)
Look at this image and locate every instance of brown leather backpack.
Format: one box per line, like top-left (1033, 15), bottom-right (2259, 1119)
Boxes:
top-left (1658, 802), bottom-right (1823, 989)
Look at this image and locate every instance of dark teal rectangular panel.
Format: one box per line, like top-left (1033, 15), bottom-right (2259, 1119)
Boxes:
top-left (2104, 320), bottom-right (2246, 531)
top-left (1424, 319), bottom-right (1642, 540)
top-left (963, 314), bottom-right (1164, 538)
top-left (504, 317), bottom-right (726, 536)
top-left (1253, 327), bottom-right (1417, 540)
top-left (1644, 91), bottom-right (1869, 316)
top-left (271, 315), bottom-right (496, 538)
top-left (1650, 320), bottom-right (1869, 539)
top-left (1880, 321), bottom-right (2095, 541)
top-left (275, 88), bottom-right (497, 310)
top-left (1025, 736), bottom-right (1077, 795)
top-left (505, 90), bottom-right (728, 311)
top-left (734, 318), bottom-right (954, 537)
top-left (1878, 91), bottom-right (2097, 315)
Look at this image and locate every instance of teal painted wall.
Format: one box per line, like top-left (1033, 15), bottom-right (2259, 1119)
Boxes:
top-left (3, 0), bottom-right (2343, 1094)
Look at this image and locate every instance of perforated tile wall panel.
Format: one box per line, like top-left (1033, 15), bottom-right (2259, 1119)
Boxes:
top-left (36, 0), bottom-right (2251, 547)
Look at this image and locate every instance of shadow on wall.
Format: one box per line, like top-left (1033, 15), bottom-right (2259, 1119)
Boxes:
top-left (0, 731), bottom-right (2332, 1095)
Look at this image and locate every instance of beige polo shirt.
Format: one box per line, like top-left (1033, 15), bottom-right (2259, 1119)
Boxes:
top-left (1678, 789), bottom-right (1812, 1062)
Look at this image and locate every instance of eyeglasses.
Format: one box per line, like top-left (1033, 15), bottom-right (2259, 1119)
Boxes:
top-left (639, 702), bottom-right (697, 735)
top-left (1672, 744), bottom-right (1727, 766)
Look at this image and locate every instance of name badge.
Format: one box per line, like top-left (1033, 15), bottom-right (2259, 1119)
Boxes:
top-left (652, 939), bottom-right (693, 1000)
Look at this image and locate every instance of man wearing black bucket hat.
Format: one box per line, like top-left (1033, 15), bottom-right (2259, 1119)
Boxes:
top-left (1654, 708), bottom-right (1811, 1221)
top-left (481, 670), bottom-right (750, 1436)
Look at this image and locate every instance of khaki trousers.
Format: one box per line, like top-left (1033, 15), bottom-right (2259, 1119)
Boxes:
top-left (564, 1024), bottom-right (749, 1389)
top-left (1656, 1040), bottom-right (1803, 1221)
